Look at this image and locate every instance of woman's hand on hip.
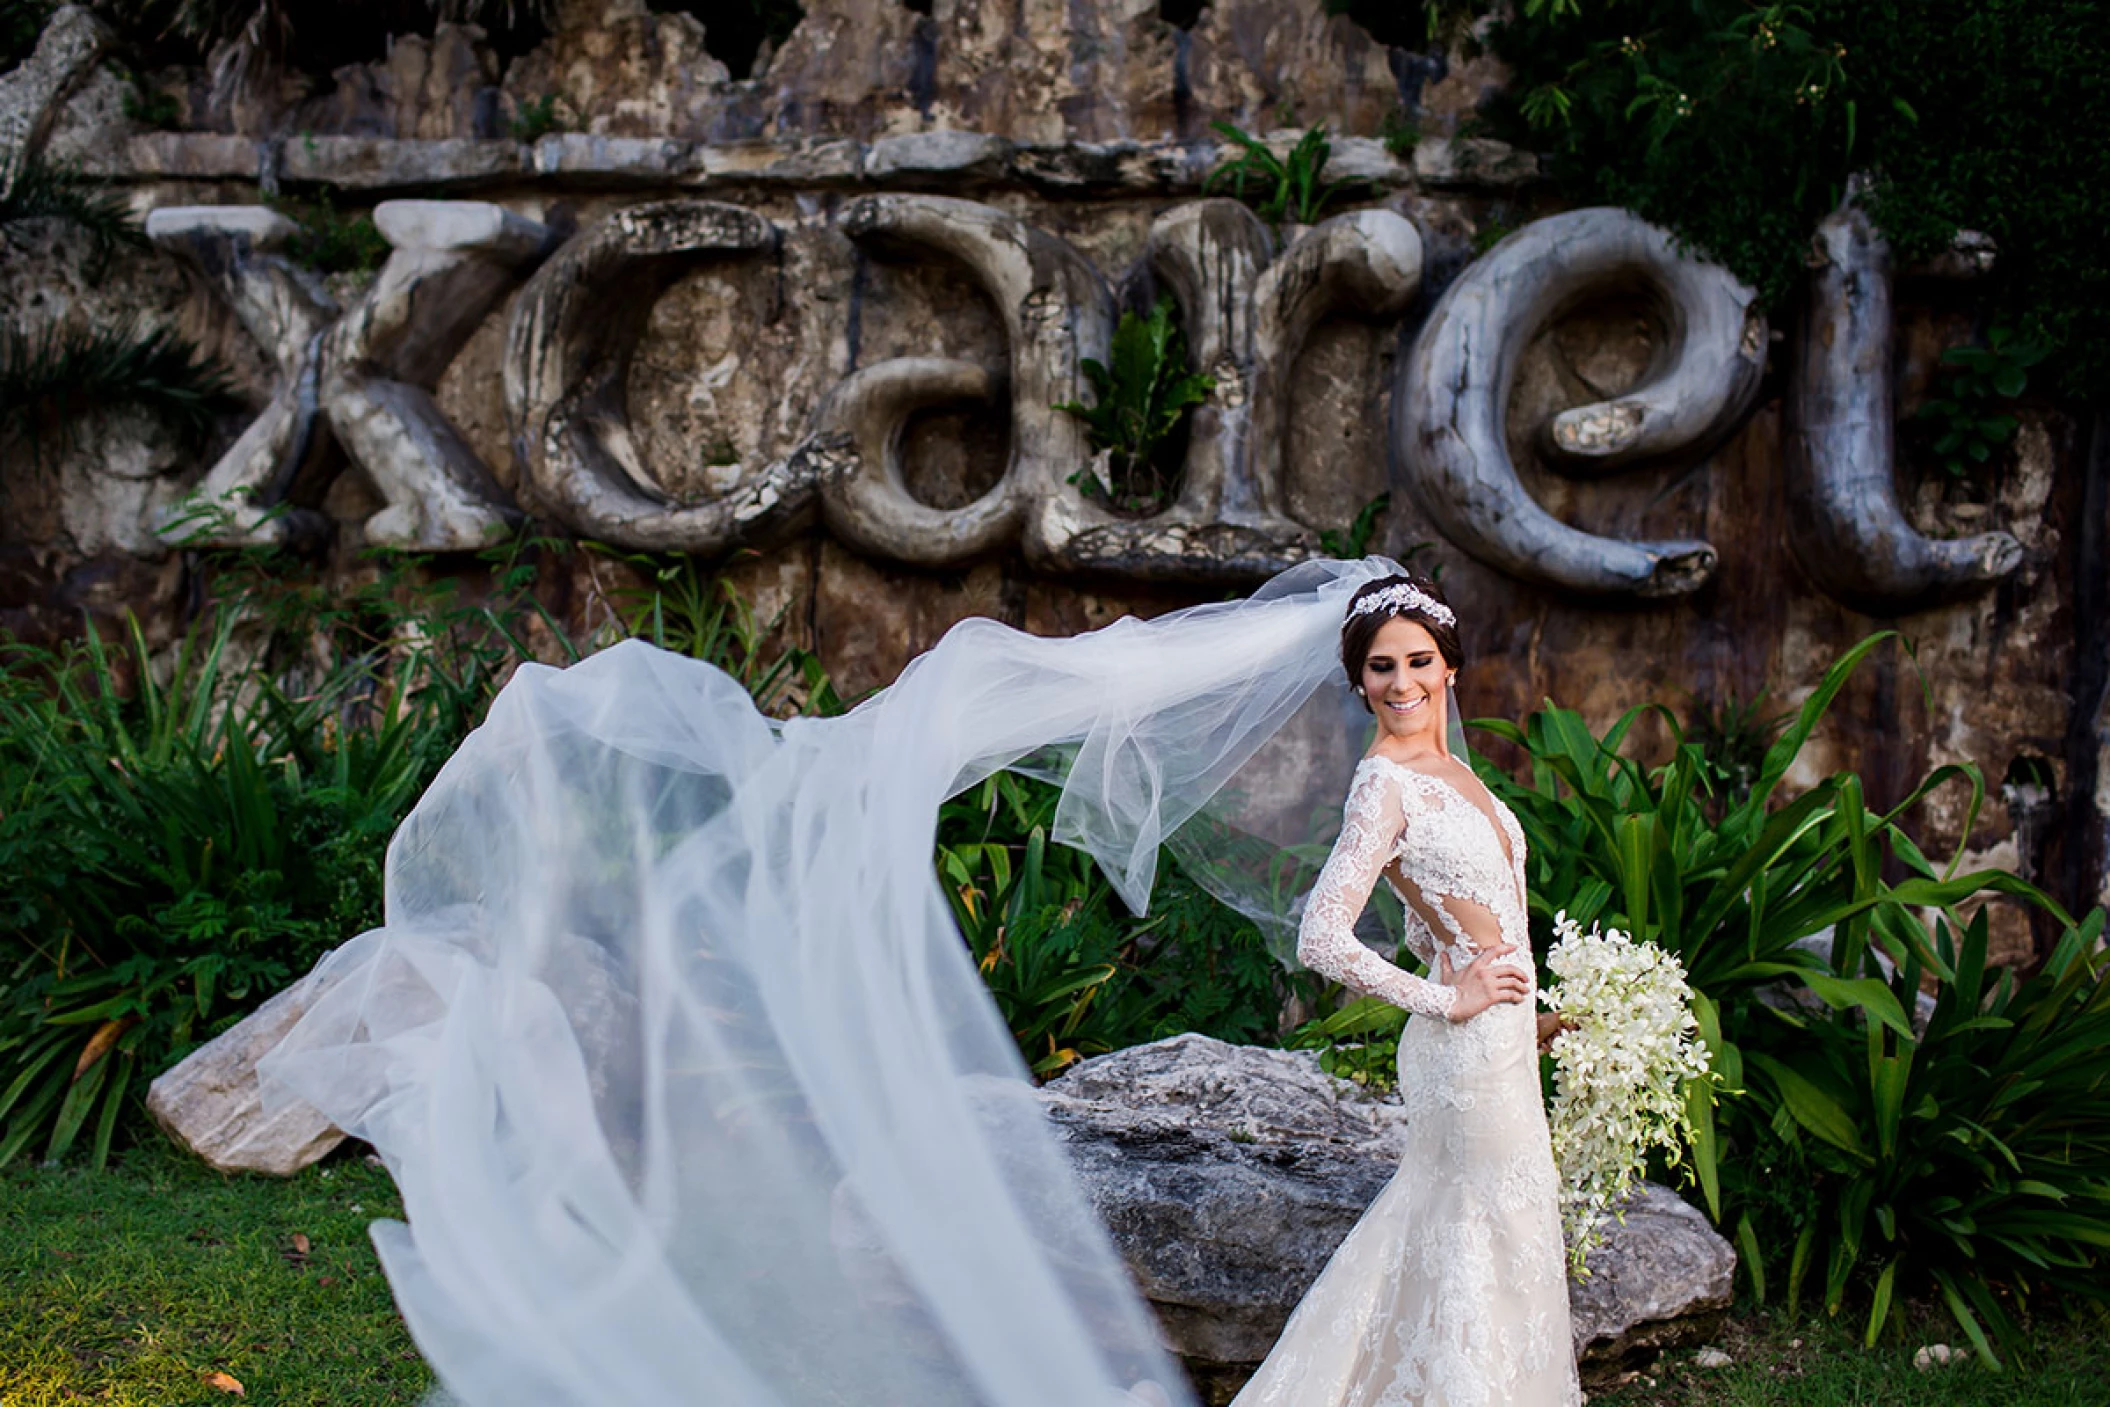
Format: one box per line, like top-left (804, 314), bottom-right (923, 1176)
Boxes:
top-left (1439, 944), bottom-right (1529, 1023)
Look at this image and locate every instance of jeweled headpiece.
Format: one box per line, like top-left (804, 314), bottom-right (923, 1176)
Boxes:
top-left (1346, 581), bottom-right (1456, 629)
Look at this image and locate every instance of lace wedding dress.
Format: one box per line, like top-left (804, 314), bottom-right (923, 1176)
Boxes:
top-left (259, 555), bottom-right (1574, 1407)
top-left (1232, 755), bottom-right (1581, 1407)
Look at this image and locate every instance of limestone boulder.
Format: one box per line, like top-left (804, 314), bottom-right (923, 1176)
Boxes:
top-left (1568, 1183), bottom-right (1735, 1382)
top-left (146, 974), bottom-right (347, 1176)
top-left (1037, 1033), bottom-right (1735, 1400)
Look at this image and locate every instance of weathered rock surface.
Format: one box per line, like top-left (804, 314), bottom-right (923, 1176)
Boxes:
top-left (146, 975), bottom-right (347, 1176)
top-left (0, 5), bottom-right (110, 195)
top-left (1037, 1033), bottom-right (1734, 1398)
top-left (1568, 1184), bottom-right (1735, 1381)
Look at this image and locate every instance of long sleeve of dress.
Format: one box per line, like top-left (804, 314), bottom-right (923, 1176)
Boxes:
top-left (1296, 761), bottom-right (1459, 1021)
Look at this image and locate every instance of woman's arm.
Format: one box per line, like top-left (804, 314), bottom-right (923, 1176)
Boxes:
top-left (1296, 763), bottom-right (1458, 1021)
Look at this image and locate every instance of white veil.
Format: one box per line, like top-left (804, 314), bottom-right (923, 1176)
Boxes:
top-left (261, 555), bottom-right (1412, 1406)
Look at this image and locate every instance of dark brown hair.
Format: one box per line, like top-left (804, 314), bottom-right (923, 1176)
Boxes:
top-left (1340, 573), bottom-right (1463, 707)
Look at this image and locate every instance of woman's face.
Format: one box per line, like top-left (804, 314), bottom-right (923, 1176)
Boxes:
top-left (1361, 616), bottom-right (1449, 748)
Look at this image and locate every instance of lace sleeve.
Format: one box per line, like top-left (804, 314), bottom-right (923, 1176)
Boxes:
top-left (1296, 761), bottom-right (1458, 1021)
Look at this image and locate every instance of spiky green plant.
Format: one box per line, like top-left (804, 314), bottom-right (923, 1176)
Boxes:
top-left (0, 319), bottom-right (238, 456)
top-left (0, 157), bottom-right (147, 273)
top-left (1205, 121), bottom-right (1355, 228)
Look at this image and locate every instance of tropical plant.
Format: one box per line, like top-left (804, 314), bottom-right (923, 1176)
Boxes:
top-left (1681, 684), bottom-right (1793, 813)
top-left (1318, 493), bottom-right (1391, 560)
top-left (1204, 120), bottom-right (1354, 228)
top-left (1057, 296), bottom-right (1215, 515)
top-left (1912, 324), bottom-right (2048, 479)
top-left (581, 546), bottom-right (842, 718)
top-left (0, 318), bottom-right (237, 456)
top-left (1475, 636), bottom-right (2069, 1213)
top-left (1735, 906), bottom-right (2110, 1362)
top-left (0, 157), bottom-right (145, 270)
top-left (937, 770), bottom-right (1300, 1075)
top-left (1289, 990), bottom-right (1409, 1088)
top-left (0, 612), bottom-right (444, 1168)
top-left (270, 186), bottom-right (390, 276)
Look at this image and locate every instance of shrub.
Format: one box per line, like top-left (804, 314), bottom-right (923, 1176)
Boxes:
top-left (1477, 0), bottom-right (2110, 401)
top-left (1736, 907), bottom-right (2110, 1362)
top-left (0, 614), bottom-right (446, 1167)
top-left (0, 538), bottom-right (842, 1166)
top-left (1473, 636), bottom-right (2067, 1203)
top-left (937, 770), bottom-right (1304, 1076)
top-left (1452, 633), bottom-right (2103, 1356)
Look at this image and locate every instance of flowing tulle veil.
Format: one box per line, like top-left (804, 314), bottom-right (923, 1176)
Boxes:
top-left (261, 555), bottom-right (1416, 1406)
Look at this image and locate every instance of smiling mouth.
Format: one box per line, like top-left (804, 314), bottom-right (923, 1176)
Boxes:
top-left (1384, 696), bottom-right (1427, 715)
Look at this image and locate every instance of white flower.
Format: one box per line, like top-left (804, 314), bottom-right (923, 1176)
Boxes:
top-left (1540, 914), bottom-right (1715, 1275)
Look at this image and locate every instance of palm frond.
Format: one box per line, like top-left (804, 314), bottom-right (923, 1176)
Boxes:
top-left (0, 318), bottom-right (239, 457)
top-left (0, 158), bottom-right (145, 269)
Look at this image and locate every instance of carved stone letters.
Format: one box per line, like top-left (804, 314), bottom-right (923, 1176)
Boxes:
top-left (503, 199), bottom-right (848, 554)
top-left (143, 188), bottom-right (2016, 611)
top-left (1396, 207), bottom-right (1768, 598)
top-left (1785, 193), bottom-right (2024, 613)
top-left (324, 200), bottom-right (552, 551)
top-left (147, 206), bottom-right (340, 547)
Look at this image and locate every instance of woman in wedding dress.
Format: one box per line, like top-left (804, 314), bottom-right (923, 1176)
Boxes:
top-left (1230, 573), bottom-right (1580, 1407)
top-left (259, 556), bottom-right (1576, 1407)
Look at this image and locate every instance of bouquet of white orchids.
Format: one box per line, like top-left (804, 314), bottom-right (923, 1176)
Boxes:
top-left (1538, 911), bottom-right (1715, 1275)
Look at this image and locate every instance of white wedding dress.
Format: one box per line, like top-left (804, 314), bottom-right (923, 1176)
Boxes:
top-left (256, 556), bottom-right (1577, 1407)
top-left (1232, 755), bottom-right (1581, 1407)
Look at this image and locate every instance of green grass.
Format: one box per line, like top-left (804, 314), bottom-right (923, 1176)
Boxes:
top-left (5, 1137), bottom-right (2106, 1405)
top-left (0, 1141), bottom-right (428, 1405)
top-left (1600, 1304), bottom-right (2110, 1406)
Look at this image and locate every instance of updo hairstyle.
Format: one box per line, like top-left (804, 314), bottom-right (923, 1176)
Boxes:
top-left (1340, 573), bottom-right (1463, 710)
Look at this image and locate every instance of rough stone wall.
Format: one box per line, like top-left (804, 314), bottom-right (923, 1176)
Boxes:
top-left (1, 0), bottom-right (2101, 959)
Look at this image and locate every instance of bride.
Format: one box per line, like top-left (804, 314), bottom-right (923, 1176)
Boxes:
top-left (1230, 573), bottom-right (1579, 1407)
top-left (260, 556), bottom-right (1577, 1406)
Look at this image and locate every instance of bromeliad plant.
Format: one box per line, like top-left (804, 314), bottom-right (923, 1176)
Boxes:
top-left (1057, 296), bottom-right (1216, 516)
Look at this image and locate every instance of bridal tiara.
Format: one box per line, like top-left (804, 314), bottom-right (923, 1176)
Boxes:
top-left (1346, 582), bottom-right (1457, 629)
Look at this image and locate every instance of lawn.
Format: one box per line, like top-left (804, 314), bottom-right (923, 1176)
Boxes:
top-left (3, 1141), bottom-right (2105, 1406)
top-left (1597, 1301), bottom-right (2110, 1407)
top-left (0, 1142), bottom-right (427, 1406)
